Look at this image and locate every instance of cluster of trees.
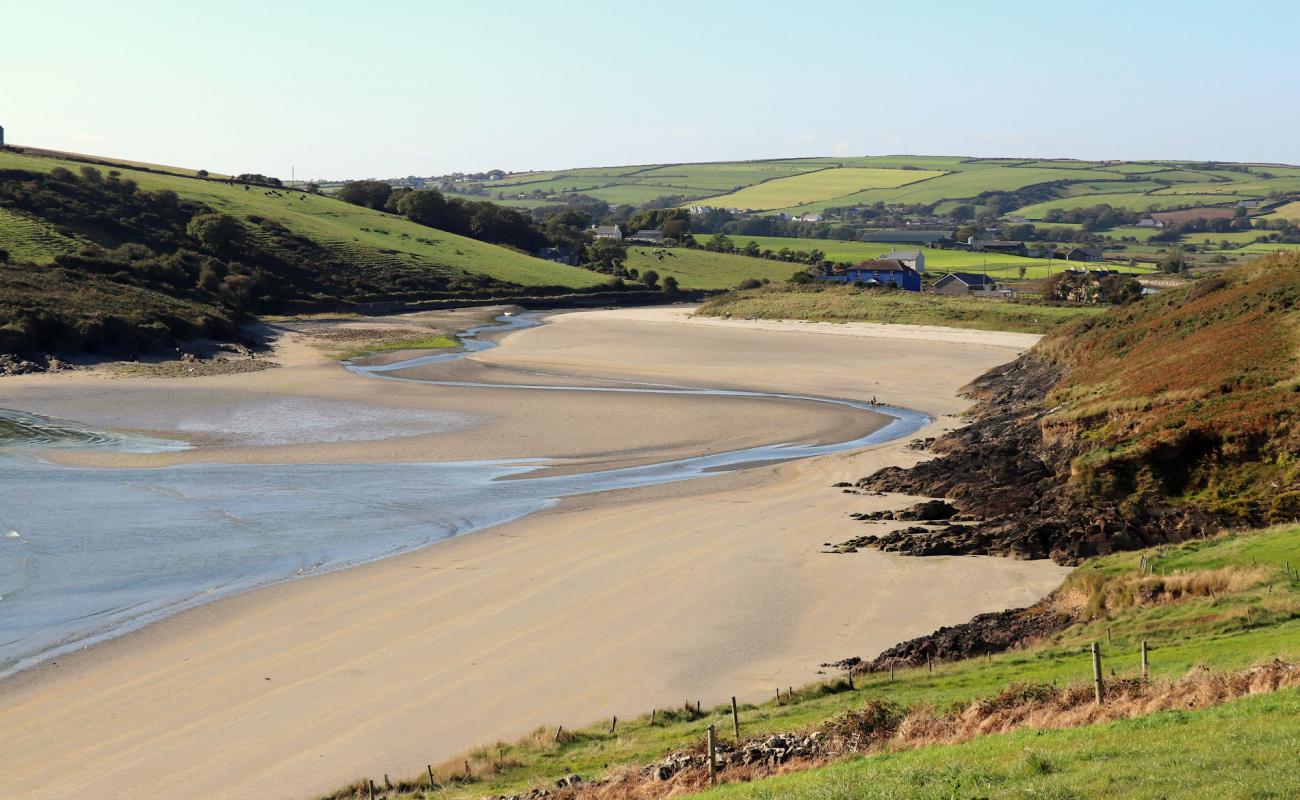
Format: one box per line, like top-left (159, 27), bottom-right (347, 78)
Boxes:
top-left (700, 233), bottom-right (839, 270)
top-left (337, 180), bottom-right (542, 252)
top-left (1043, 271), bottom-right (1143, 304)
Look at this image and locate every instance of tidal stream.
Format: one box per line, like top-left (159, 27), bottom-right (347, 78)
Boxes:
top-left (0, 315), bottom-right (927, 677)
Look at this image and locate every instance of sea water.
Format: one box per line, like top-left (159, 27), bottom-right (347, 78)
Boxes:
top-left (0, 316), bottom-right (928, 677)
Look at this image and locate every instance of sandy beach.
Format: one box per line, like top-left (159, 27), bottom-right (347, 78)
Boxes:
top-left (0, 307), bottom-right (1063, 800)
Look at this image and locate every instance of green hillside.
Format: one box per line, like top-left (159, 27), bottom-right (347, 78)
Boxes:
top-left (722, 234), bottom-right (1155, 280)
top-left (0, 149), bottom-right (603, 289)
top-left (453, 155), bottom-right (1300, 219)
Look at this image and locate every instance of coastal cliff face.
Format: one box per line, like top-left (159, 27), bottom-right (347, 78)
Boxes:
top-left (857, 254), bottom-right (1300, 566)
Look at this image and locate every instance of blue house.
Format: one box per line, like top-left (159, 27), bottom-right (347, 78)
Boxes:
top-left (817, 259), bottom-right (922, 292)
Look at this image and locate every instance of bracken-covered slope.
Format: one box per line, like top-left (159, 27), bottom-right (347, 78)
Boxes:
top-left (860, 253), bottom-right (1300, 564)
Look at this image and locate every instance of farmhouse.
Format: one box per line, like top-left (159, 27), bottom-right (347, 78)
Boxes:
top-left (817, 259), bottom-right (922, 291)
top-left (587, 225), bottom-right (623, 240)
top-left (627, 229), bottom-right (664, 243)
top-left (880, 249), bottom-right (925, 272)
top-left (536, 246), bottom-right (579, 265)
top-left (792, 212), bottom-right (824, 223)
top-left (931, 272), bottom-right (999, 296)
top-left (1136, 217), bottom-right (1165, 228)
top-left (860, 230), bottom-right (954, 245)
top-left (1065, 247), bottom-right (1104, 262)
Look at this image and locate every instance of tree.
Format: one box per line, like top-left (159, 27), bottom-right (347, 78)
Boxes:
top-left (337, 179), bottom-right (393, 210)
top-left (1160, 247), bottom-right (1188, 274)
top-left (705, 233), bottom-right (734, 252)
top-left (186, 212), bottom-right (245, 256)
top-left (586, 238), bottom-right (627, 273)
top-left (196, 170), bottom-right (209, 179)
top-left (544, 210), bottom-right (591, 249)
top-left (641, 269), bottom-right (660, 288)
top-left (662, 275), bottom-right (680, 295)
top-left (395, 189), bottom-right (451, 228)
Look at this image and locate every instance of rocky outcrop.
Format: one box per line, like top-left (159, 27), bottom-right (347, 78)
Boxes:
top-left (0, 354), bottom-right (71, 375)
top-left (857, 352), bottom-right (1224, 565)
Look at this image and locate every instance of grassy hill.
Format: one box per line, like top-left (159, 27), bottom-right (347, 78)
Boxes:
top-left (0, 149), bottom-right (603, 289)
top-left (325, 523), bottom-right (1300, 799)
top-left (454, 156), bottom-right (1300, 219)
top-left (857, 252), bottom-right (1300, 563)
top-left (0, 147), bottom-right (647, 356)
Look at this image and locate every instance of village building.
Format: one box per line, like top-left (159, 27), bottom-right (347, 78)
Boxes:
top-left (626, 229), bottom-right (664, 243)
top-left (536, 246), bottom-right (579, 265)
top-left (1136, 217), bottom-right (1165, 228)
top-left (1065, 246), bottom-right (1104, 262)
top-left (880, 249), bottom-right (925, 272)
top-left (792, 212), bottom-right (824, 223)
top-left (930, 272), bottom-right (1000, 296)
top-left (587, 225), bottom-right (623, 240)
top-left (816, 259), bottom-right (922, 291)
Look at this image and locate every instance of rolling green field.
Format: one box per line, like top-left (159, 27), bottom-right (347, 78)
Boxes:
top-left (1262, 200), bottom-right (1300, 222)
top-left (694, 284), bottom-right (1104, 333)
top-left (624, 247), bottom-right (794, 289)
top-left (453, 156), bottom-right (1300, 222)
top-left (719, 235), bottom-right (1153, 280)
top-left (694, 167), bottom-right (946, 211)
top-left (340, 523), bottom-right (1300, 800)
top-left (1011, 192), bottom-right (1249, 218)
top-left (0, 149), bottom-right (604, 290)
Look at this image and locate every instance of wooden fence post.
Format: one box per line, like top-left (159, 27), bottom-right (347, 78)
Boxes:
top-left (554, 725), bottom-right (563, 743)
top-left (1140, 639), bottom-right (1149, 680)
top-left (367, 779), bottom-right (376, 800)
top-left (1091, 642), bottom-right (1105, 705)
top-left (846, 665), bottom-right (854, 690)
top-left (775, 688), bottom-right (781, 704)
top-left (464, 761), bottom-right (471, 779)
top-left (610, 715), bottom-right (617, 734)
top-left (731, 696), bottom-right (741, 739)
top-left (890, 661), bottom-right (896, 681)
top-left (1107, 624), bottom-right (1113, 645)
top-left (707, 724), bottom-right (717, 785)
top-left (651, 709), bottom-right (657, 724)
top-left (427, 764), bottom-right (436, 789)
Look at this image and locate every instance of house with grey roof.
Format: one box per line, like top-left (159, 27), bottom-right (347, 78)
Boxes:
top-left (880, 249), bottom-right (925, 272)
top-left (587, 225), bottom-right (623, 240)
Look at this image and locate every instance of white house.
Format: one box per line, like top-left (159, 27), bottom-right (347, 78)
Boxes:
top-left (588, 225), bottom-right (623, 240)
top-left (880, 249), bottom-right (925, 273)
top-left (793, 212), bottom-right (824, 223)
top-left (1136, 218), bottom-right (1165, 228)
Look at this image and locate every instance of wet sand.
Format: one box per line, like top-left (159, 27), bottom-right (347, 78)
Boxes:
top-left (0, 307), bottom-right (1065, 800)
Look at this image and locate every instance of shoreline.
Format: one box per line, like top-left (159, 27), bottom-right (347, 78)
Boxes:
top-left (0, 308), bottom-right (1067, 800)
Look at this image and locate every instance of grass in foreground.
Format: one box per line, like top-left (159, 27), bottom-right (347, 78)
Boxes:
top-left (329, 524), bottom-right (1300, 799)
top-left (695, 283), bottom-right (1102, 334)
top-left (694, 688), bottom-right (1300, 799)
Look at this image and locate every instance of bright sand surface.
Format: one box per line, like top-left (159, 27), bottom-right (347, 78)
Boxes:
top-left (0, 307), bottom-right (1063, 800)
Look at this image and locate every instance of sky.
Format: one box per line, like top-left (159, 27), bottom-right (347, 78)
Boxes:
top-left (6, 0), bottom-right (1299, 180)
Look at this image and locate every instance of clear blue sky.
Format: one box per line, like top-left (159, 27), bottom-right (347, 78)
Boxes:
top-left (6, 0), bottom-right (1298, 179)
